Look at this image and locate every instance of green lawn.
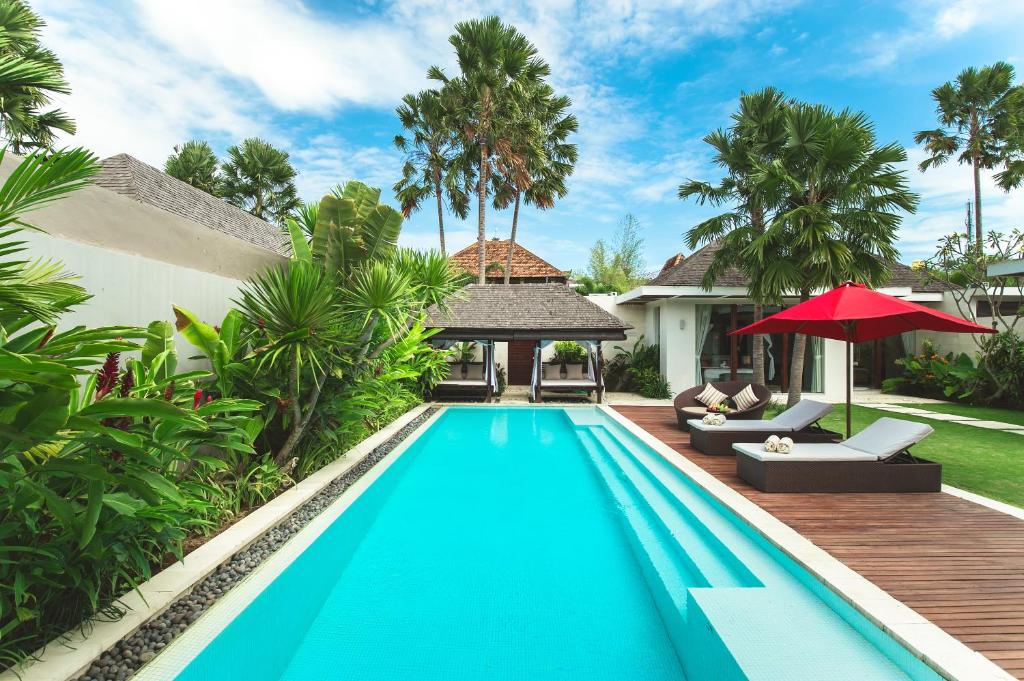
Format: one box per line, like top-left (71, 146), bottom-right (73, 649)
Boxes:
top-left (808, 405), bottom-right (1024, 508)
top-left (899, 402), bottom-right (1024, 427)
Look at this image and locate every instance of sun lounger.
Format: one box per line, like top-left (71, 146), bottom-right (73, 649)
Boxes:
top-left (688, 400), bottom-right (838, 455)
top-left (733, 417), bottom-right (940, 492)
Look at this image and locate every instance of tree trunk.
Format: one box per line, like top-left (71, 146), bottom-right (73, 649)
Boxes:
top-left (274, 364), bottom-right (327, 466)
top-left (787, 333), bottom-right (806, 407)
top-left (751, 304), bottom-right (765, 386)
top-left (434, 177), bottom-right (446, 256)
top-left (477, 143), bottom-right (489, 285)
top-left (970, 111), bottom-right (983, 247)
top-left (972, 155), bottom-right (983, 247)
top-left (786, 291), bottom-right (811, 407)
top-left (503, 191), bottom-right (521, 285)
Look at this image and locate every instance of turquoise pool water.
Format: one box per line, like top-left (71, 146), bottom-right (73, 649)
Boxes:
top-left (169, 407), bottom-right (942, 680)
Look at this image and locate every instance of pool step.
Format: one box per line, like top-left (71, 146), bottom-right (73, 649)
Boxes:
top-left (685, 588), bottom-right (917, 681)
top-left (586, 425), bottom-right (756, 589)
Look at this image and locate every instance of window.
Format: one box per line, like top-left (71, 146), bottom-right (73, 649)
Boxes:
top-left (976, 300), bottom-right (1022, 318)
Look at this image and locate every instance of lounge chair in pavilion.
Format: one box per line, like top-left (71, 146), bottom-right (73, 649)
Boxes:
top-left (688, 399), bottom-right (838, 455)
top-left (733, 417), bottom-right (940, 493)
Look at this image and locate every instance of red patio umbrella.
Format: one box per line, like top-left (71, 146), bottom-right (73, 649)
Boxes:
top-left (731, 282), bottom-right (994, 437)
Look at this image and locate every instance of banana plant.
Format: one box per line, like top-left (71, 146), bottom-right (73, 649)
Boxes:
top-left (172, 305), bottom-right (246, 397)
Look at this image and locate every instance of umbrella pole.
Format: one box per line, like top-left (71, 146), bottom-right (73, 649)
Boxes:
top-left (845, 338), bottom-right (852, 439)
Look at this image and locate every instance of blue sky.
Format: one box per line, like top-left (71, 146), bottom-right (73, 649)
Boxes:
top-left (34, 0), bottom-right (1024, 274)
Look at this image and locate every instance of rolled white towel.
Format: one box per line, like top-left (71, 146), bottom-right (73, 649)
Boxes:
top-left (763, 434), bottom-right (780, 452)
top-left (713, 413), bottom-right (726, 426)
top-left (702, 413), bottom-right (715, 425)
top-left (777, 436), bottom-right (794, 454)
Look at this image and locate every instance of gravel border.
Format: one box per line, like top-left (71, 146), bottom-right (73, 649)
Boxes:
top-left (74, 408), bottom-right (439, 681)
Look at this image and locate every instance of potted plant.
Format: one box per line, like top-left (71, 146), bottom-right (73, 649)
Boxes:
top-left (457, 341), bottom-right (476, 378)
top-left (553, 341), bottom-right (588, 379)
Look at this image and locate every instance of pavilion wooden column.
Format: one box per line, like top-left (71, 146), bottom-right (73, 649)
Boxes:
top-left (534, 340), bottom-right (543, 403)
top-left (595, 343), bottom-right (605, 404)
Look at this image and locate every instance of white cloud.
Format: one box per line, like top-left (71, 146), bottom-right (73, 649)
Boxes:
top-left (854, 0), bottom-right (1024, 73)
top-left (898, 147), bottom-right (1024, 258)
top-left (34, 0), bottom-right (266, 163)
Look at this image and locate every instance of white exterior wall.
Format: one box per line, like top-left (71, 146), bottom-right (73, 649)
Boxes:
top-left (22, 231), bottom-right (249, 369)
top-left (6, 157), bottom-right (288, 369)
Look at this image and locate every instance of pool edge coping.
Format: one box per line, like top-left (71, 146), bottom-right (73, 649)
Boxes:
top-left (598, 404), bottom-right (1014, 681)
top-left (0, 404), bottom-right (437, 681)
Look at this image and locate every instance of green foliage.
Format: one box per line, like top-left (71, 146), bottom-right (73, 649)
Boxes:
top-left (586, 214), bottom-right (647, 293)
top-left (883, 335), bottom-right (1024, 409)
top-left (915, 62), bottom-right (1024, 240)
top-left (629, 367), bottom-right (672, 399)
top-left (164, 140), bottom-right (220, 195)
top-left (553, 340), bottom-right (587, 365)
top-left (219, 137), bottom-right (300, 224)
top-left (0, 1), bottom-right (76, 152)
top-left (603, 336), bottom-right (661, 393)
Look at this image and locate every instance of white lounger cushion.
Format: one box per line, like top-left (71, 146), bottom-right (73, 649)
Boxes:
top-left (733, 442), bottom-right (879, 462)
top-left (843, 417), bottom-right (934, 458)
top-left (687, 399), bottom-right (833, 433)
top-left (733, 417), bottom-right (933, 462)
top-left (688, 419), bottom-right (777, 432)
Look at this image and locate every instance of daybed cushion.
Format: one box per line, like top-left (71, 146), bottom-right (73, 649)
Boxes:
top-left (695, 383), bottom-right (729, 407)
top-left (463, 364), bottom-right (484, 380)
top-left (565, 364), bottom-right (585, 380)
top-left (843, 417), bottom-right (934, 458)
top-left (769, 399), bottom-right (833, 431)
top-left (688, 418), bottom-right (776, 432)
top-left (733, 442), bottom-right (878, 462)
top-left (732, 384), bottom-right (759, 411)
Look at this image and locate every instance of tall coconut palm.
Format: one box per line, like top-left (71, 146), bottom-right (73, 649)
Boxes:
top-left (751, 104), bottom-right (918, 405)
top-left (0, 0), bottom-right (76, 152)
top-left (915, 62), bottom-right (1024, 246)
top-left (493, 83), bottom-right (578, 284)
top-left (681, 87), bottom-right (788, 387)
top-left (165, 140), bottom-right (220, 194)
top-left (393, 89), bottom-right (471, 256)
top-left (429, 17), bottom-right (550, 284)
top-left (220, 137), bottom-right (300, 224)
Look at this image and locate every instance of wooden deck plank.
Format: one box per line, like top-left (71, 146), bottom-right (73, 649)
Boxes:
top-left (613, 405), bottom-right (1024, 680)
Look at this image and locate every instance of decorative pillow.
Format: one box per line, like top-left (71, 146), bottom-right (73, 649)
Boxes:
top-left (695, 383), bottom-right (729, 407)
top-left (732, 384), bottom-right (759, 411)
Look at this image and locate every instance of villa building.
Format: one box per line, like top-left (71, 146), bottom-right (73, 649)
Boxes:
top-left (592, 242), bottom-right (1006, 402)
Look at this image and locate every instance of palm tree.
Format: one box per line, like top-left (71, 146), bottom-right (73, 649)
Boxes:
top-left (429, 17), bottom-right (550, 284)
top-left (0, 0), bottom-right (76, 152)
top-left (681, 87), bottom-right (788, 387)
top-left (393, 89), bottom-right (471, 255)
top-left (493, 83), bottom-right (578, 284)
top-left (220, 137), bottom-right (301, 224)
top-left (751, 103), bottom-right (918, 405)
top-left (915, 62), bottom-right (1024, 246)
top-left (165, 140), bottom-right (220, 194)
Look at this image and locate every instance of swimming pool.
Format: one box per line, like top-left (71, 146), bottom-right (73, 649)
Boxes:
top-left (140, 407), bottom-right (943, 680)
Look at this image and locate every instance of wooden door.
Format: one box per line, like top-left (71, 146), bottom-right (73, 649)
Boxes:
top-left (507, 341), bottom-right (535, 385)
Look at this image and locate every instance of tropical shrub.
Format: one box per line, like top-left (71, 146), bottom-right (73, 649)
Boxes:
top-left (629, 367), bottom-right (672, 399)
top-left (553, 340), bottom-right (587, 365)
top-left (603, 336), bottom-right (661, 393)
top-left (883, 334), bottom-right (1024, 409)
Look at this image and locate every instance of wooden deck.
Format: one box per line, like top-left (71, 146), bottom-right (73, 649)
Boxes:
top-left (614, 405), bottom-right (1024, 679)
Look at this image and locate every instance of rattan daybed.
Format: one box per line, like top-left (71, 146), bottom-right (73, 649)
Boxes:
top-left (688, 400), bottom-right (838, 455)
top-left (733, 417), bottom-right (940, 493)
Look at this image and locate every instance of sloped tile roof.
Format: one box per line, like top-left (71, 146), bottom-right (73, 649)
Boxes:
top-left (649, 241), bottom-right (946, 292)
top-left (424, 284), bottom-right (631, 339)
top-left (95, 154), bottom-right (289, 255)
top-left (449, 238), bottom-right (567, 280)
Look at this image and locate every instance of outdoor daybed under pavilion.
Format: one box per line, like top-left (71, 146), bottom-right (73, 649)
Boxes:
top-left (424, 284), bottom-right (632, 403)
